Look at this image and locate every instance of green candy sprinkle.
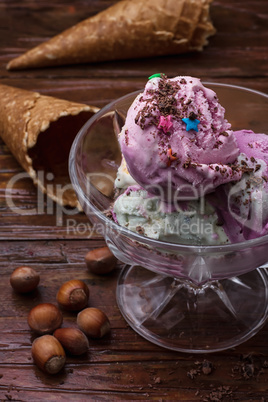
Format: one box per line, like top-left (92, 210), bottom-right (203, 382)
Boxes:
top-left (148, 73), bottom-right (162, 80)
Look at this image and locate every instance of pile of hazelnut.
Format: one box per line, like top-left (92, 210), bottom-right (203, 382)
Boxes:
top-left (10, 246), bottom-right (117, 375)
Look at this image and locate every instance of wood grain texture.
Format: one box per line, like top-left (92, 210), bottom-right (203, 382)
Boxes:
top-left (0, 0), bottom-right (268, 400)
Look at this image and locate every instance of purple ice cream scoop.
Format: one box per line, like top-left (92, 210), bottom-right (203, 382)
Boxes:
top-left (212, 130), bottom-right (268, 241)
top-left (119, 75), bottom-right (243, 200)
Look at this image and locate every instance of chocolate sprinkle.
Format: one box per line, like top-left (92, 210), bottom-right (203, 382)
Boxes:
top-left (189, 111), bottom-right (197, 120)
top-left (124, 129), bottom-right (129, 145)
top-left (136, 226), bottom-right (145, 235)
top-left (134, 75), bottom-right (182, 130)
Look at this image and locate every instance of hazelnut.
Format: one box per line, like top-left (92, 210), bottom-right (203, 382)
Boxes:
top-left (77, 307), bottom-right (110, 338)
top-left (10, 266), bottom-right (40, 293)
top-left (85, 246), bottom-right (117, 275)
top-left (28, 303), bottom-right (63, 334)
top-left (54, 327), bottom-right (89, 355)
top-left (56, 280), bottom-right (89, 311)
top-left (32, 335), bottom-right (66, 374)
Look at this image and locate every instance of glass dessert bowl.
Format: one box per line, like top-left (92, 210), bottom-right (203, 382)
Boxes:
top-left (69, 83), bottom-right (268, 353)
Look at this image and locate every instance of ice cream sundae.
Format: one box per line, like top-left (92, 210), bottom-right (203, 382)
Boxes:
top-left (112, 74), bottom-right (268, 245)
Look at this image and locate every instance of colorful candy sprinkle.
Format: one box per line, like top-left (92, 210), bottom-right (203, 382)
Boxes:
top-left (167, 148), bottom-right (178, 166)
top-left (158, 115), bottom-right (173, 133)
top-left (182, 117), bottom-right (200, 132)
top-left (167, 148), bottom-right (177, 161)
top-left (148, 73), bottom-right (162, 80)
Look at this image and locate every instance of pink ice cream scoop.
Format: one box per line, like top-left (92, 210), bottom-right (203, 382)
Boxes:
top-left (229, 130), bottom-right (268, 240)
top-left (211, 130), bottom-right (268, 242)
top-left (119, 75), bottom-right (243, 199)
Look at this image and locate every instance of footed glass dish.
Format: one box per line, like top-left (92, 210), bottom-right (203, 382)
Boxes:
top-left (69, 83), bottom-right (268, 353)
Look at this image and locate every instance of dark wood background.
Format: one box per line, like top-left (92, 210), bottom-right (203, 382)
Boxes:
top-left (0, 1), bottom-right (268, 400)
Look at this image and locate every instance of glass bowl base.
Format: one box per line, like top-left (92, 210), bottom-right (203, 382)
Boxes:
top-left (117, 265), bottom-right (268, 353)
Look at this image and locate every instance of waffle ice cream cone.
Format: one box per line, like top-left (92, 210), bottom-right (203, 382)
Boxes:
top-left (7, 0), bottom-right (216, 70)
top-left (0, 84), bottom-right (99, 208)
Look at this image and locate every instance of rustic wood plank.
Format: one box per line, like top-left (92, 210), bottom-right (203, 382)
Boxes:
top-left (0, 1), bottom-right (267, 92)
top-left (0, 0), bottom-right (268, 400)
top-left (1, 241), bottom-right (268, 401)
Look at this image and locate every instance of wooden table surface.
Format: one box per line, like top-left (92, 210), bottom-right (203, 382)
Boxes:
top-left (1, 1), bottom-right (268, 400)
